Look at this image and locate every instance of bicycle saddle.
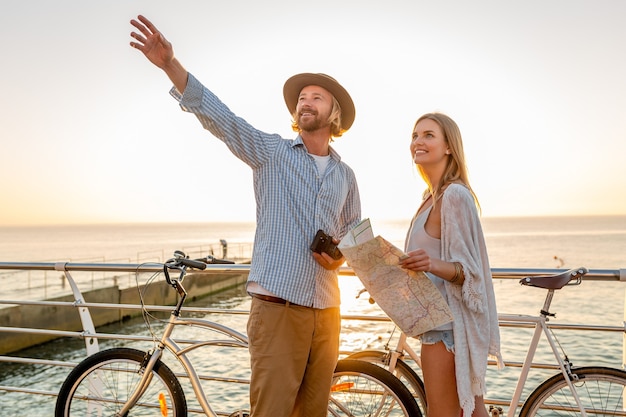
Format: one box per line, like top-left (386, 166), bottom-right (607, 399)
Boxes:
top-left (519, 267), bottom-right (588, 289)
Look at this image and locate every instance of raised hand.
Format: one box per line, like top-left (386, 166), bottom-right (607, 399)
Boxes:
top-left (129, 15), bottom-right (174, 70)
top-left (129, 15), bottom-right (188, 93)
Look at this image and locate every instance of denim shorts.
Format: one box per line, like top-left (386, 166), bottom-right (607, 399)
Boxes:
top-left (420, 329), bottom-right (455, 352)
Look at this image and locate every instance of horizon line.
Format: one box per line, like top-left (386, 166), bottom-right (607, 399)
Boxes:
top-left (2, 213), bottom-right (626, 228)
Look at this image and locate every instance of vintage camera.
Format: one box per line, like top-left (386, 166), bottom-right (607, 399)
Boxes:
top-left (310, 229), bottom-right (343, 260)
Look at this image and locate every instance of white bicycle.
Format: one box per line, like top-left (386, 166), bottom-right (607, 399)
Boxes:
top-left (54, 250), bottom-right (420, 416)
top-left (348, 267), bottom-right (626, 417)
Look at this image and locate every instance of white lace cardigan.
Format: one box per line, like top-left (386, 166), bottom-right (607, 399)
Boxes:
top-left (407, 184), bottom-right (504, 416)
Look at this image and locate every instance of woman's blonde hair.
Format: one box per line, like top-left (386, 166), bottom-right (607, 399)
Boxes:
top-left (414, 112), bottom-right (480, 210)
top-left (291, 96), bottom-right (345, 139)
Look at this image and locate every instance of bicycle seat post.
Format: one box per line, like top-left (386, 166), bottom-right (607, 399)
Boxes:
top-left (540, 289), bottom-right (556, 319)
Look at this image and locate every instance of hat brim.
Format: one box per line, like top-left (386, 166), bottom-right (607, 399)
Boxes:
top-left (283, 73), bottom-right (355, 132)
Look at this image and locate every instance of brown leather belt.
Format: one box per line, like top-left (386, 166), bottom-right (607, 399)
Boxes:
top-left (249, 292), bottom-right (300, 306)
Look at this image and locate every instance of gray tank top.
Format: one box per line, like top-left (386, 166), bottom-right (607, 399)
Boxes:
top-left (406, 205), bottom-right (453, 331)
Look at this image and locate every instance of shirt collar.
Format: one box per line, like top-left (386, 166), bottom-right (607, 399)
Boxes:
top-left (292, 135), bottom-right (341, 162)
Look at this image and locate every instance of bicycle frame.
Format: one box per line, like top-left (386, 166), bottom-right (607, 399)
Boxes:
top-left (385, 332), bottom-right (421, 371)
top-left (499, 311), bottom-right (587, 417)
top-left (117, 280), bottom-right (249, 417)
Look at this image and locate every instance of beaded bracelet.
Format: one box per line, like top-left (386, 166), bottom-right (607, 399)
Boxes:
top-left (450, 262), bottom-right (462, 283)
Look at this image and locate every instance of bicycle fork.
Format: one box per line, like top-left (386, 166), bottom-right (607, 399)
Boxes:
top-left (116, 347), bottom-right (165, 417)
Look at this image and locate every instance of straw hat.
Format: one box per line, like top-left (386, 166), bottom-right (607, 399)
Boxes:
top-left (283, 73), bottom-right (355, 131)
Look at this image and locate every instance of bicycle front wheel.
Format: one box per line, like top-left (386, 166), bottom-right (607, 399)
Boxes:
top-left (519, 366), bottom-right (626, 417)
top-left (329, 359), bottom-right (421, 417)
top-left (55, 347), bottom-right (187, 417)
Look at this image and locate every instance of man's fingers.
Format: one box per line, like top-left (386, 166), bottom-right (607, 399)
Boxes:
top-left (130, 31), bottom-right (147, 46)
top-left (137, 15), bottom-right (159, 35)
top-left (130, 19), bottom-right (149, 37)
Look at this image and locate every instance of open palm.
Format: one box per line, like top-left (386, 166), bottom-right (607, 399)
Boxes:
top-left (130, 15), bottom-right (174, 69)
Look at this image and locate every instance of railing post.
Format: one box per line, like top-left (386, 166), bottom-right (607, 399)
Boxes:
top-left (621, 270), bottom-right (626, 373)
top-left (55, 262), bottom-right (100, 356)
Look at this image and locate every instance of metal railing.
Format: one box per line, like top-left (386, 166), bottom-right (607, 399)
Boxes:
top-left (0, 261), bottom-right (625, 415)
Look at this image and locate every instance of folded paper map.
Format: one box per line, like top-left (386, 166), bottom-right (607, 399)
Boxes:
top-left (339, 219), bottom-right (453, 337)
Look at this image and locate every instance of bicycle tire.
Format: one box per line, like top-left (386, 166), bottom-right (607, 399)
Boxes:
top-left (519, 366), bottom-right (626, 417)
top-left (55, 347), bottom-right (187, 417)
top-left (347, 349), bottom-right (427, 415)
top-left (329, 359), bottom-right (422, 417)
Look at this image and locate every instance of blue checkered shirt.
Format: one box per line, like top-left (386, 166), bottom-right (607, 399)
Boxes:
top-left (170, 74), bottom-right (361, 308)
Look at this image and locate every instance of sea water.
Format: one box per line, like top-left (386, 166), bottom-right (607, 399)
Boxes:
top-left (0, 215), bottom-right (625, 415)
top-left (1, 215), bottom-right (624, 267)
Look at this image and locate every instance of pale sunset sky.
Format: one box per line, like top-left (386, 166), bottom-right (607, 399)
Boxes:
top-left (1, 0), bottom-right (625, 226)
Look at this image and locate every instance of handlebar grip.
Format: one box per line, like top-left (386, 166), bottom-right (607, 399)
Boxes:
top-left (209, 258), bottom-right (235, 265)
top-left (180, 258), bottom-right (207, 270)
top-left (202, 255), bottom-right (235, 265)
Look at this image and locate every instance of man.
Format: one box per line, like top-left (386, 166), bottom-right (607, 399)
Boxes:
top-left (130, 15), bottom-right (361, 417)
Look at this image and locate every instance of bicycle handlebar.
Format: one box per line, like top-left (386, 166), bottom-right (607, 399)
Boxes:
top-left (203, 255), bottom-right (237, 265)
top-left (180, 258), bottom-right (208, 270)
top-left (163, 250), bottom-right (235, 285)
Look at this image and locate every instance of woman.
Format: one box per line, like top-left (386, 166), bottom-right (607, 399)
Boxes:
top-left (399, 112), bottom-right (503, 417)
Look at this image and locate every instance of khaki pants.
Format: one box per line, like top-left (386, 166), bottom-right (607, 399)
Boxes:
top-left (247, 297), bottom-right (340, 417)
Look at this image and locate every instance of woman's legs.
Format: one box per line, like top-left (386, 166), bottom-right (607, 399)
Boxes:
top-left (421, 330), bottom-right (490, 417)
top-left (421, 340), bottom-right (460, 417)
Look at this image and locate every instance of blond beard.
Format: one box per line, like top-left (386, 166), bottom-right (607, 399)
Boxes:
top-left (298, 114), bottom-right (331, 133)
